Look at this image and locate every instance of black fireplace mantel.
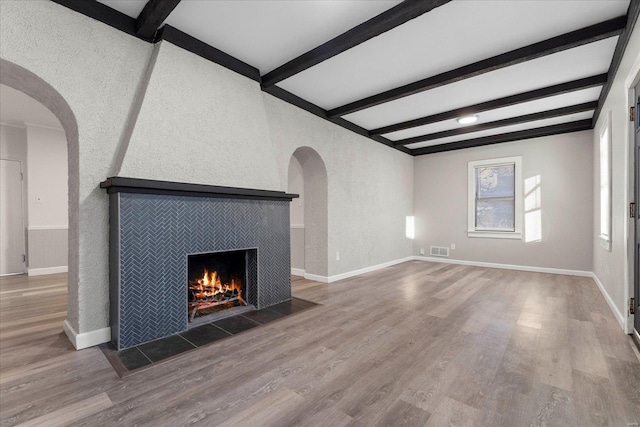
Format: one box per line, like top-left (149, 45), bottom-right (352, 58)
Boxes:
top-left (100, 177), bottom-right (298, 201)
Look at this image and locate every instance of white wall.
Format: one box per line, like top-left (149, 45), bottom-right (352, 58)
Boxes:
top-left (120, 41), bottom-right (414, 278)
top-left (0, 2), bottom-right (413, 345)
top-left (1, 0), bottom-right (153, 336)
top-left (25, 124), bottom-right (67, 227)
top-left (288, 156), bottom-right (305, 272)
top-left (413, 130), bottom-right (594, 272)
top-left (592, 19), bottom-right (640, 332)
top-left (288, 156), bottom-right (304, 226)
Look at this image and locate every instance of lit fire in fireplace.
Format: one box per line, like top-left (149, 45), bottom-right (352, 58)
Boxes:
top-left (188, 269), bottom-right (245, 321)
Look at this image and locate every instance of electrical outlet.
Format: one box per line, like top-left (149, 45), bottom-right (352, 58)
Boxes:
top-left (451, 243), bottom-right (456, 250)
top-left (336, 252), bottom-right (340, 261)
top-left (420, 248), bottom-right (425, 255)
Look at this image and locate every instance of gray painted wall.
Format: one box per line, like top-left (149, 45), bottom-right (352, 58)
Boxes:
top-left (413, 131), bottom-right (594, 271)
top-left (0, 1), bottom-right (413, 340)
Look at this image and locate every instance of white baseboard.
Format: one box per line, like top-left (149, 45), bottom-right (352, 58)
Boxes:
top-left (590, 273), bottom-right (629, 333)
top-left (303, 273), bottom-right (329, 283)
top-left (63, 320), bottom-right (111, 350)
top-left (291, 268), bottom-right (305, 277)
top-left (326, 257), bottom-right (414, 283)
top-left (28, 266), bottom-right (68, 276)
top-left (411, 256), bottom-right (592, 277)
top-left (302, 257), bottom-right (414, 284)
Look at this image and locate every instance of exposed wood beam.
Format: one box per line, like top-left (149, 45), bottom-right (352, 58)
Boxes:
top-left (394, 101), bottom-right (597, 146)
top-left (157, 25), bottom-right (261, 82)
top-left (369, 74), bottom-right (607, 136)
top-left (411, 120), bottom-right (593, 156)
top-left (136, 0), bottom-right (181, 40)
top-left (262, 86), bottom-right (411, 154)
top-left (328, 17), bottom-right (626, 118)
top-left (261, 0), bottom-right (451, 87)
top-left (592, 0), bottom-right (640, 126)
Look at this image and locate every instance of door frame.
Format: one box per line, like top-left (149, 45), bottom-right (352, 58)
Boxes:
top-left (0, 157), bottom-right (26, 276)
top-left (632, 80), bottom-right (640, 343)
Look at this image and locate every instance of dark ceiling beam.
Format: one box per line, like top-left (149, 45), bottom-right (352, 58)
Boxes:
top-left (157, 25), bottom-right (261, 82)
top-left (328, 16), bottom-right (626, 118)
top-left (592, 0), bottom-right (640, 126)
top-left (261, 0), bottom-right (451, 88)
top-left (136, 0), bottom-right (181, 40)
top-left (262, 85), bottom-right (411, 154)
top-left (370, 74), bottom-right (607, 135)
top-left (394, 101), bottom-right (598, 146)
top-left (411, 120), bottom-right (593, 156)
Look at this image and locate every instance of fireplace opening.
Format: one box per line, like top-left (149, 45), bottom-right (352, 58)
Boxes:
top-left (187, 250), bottom-right (249, 323)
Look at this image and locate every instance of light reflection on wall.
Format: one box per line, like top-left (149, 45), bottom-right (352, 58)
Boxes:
top-left (406, 215), bottom-right (415, 239)
top-left (524, 175), bottom-right (542, 242)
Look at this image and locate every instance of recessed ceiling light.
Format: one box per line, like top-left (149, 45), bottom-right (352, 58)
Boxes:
top-left (457, 115), bottom-right (478, 125)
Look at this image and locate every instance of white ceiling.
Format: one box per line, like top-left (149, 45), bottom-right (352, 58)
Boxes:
top-left (80, 0), bottom-right (634, 154)
top-left (0, 84), bottom-right (63, 130)
top-left (343, 37), bottom-right (617, 129)
top-left (279, 0), bottom-right (628, 108)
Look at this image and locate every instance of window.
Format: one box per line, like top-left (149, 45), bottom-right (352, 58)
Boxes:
top-left (599, 112), bottom-right (612, 250)
top-left (468, 156), bottom-right (522, 239)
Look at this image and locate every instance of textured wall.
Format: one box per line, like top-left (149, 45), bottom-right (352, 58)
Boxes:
top-left (592, 20), bottom-right (640, 326)
top-left (413, 131), bottom-right (594, 271)
top-left (263, 94), bottom-right (414, 277)
top-left (118, 42), bottom-right (282, 191)
top-left (0, 0), bottom-right (153, 333)
top-left (0, 2), bottom-right (414, 343)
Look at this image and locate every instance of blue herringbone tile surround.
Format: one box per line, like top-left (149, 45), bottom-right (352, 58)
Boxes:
top-left (111, 193), bottom-right (291, 350)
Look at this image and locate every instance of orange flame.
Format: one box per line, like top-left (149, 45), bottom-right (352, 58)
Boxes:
top-left (194, 269), bottom-right (241, 300)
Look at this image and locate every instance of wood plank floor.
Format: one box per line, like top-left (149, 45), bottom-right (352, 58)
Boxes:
top-left (1, 262), bottom-right (639, 426)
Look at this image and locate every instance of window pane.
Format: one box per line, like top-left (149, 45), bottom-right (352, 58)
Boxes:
top-left (476, 199), bottom-right (515, 230)
top-left (476, 164), bottom-right (515, 198)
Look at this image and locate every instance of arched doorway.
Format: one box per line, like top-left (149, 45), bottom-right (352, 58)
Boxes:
top-left (0, 59), bottom-right (80, 335)
top-left (287, 147), bottom-right (328, 278)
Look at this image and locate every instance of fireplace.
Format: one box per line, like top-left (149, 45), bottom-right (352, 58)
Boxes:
top-left (187, 249), bottom-right (257, 323)
top-left (101, 177), bottom-right (297, 350)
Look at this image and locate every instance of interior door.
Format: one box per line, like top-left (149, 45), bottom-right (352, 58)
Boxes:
top-left (635, 84), bottom-right (640, 336)
top-left (0, 159), bottom-right (25, 275)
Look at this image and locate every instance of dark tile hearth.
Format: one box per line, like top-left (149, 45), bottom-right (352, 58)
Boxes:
top-left (180, 323), bottom-right (231, 347)
top-left (241, 307), bottom-right (286, 324)
top-left (212, 315), bottom-right (259, 334)
top-left (102, 297), bottom-right (318, 376)
top-left (138, 335), bottom-right (196, 362)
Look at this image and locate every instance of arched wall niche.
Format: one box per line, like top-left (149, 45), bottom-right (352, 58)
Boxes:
top-left (289, 146), bottom-right (328, 277)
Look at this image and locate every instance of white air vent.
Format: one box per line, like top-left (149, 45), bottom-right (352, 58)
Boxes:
top-left (429, 246), bottom-right (449, 257)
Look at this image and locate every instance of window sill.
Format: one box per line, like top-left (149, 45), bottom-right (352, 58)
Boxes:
top-left (467, 230), bottom-right (522, 240)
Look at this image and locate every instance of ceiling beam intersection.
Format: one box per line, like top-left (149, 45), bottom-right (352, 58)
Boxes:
top-left (411, 120), bottom-right (593, 156)
top-left (136, 0), bottom-right (182, 40)
top-left (394, 101), bottom-right (598, 146)
top-left (370, 74), bottom-right (606, 136)
top-left (328, 16), bottom-right (626, 118)
top-left (261, 0), bottom-right (452, 88)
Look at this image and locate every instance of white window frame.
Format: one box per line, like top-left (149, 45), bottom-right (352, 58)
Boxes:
top-left (599, 111), bottom-right (612, 251)
top-left (467, 156), bottom-right (523, 239)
